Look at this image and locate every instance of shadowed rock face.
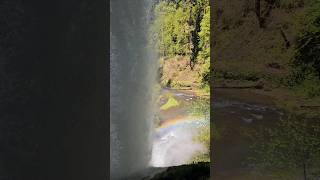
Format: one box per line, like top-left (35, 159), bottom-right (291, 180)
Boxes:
top-left (0, 1), bottom-right (107, 179)
top-left (150, 162), bottom-right (210, 180)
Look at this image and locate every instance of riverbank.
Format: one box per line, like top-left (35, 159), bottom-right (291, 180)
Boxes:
top-left (150, 84), bottom-right (320, 179)
top-left (214, 79), bottom-right (320, 117)
top-left (159, 57), bottom-right (209, 94)
top-left (212, 86), bottom-right (320, 179)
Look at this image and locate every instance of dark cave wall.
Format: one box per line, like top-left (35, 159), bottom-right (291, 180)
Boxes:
top-left (0, 0), bottom-right (107, 179)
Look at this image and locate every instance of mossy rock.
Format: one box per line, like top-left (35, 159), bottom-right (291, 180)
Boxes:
top-left (160, 93), bottom-right (179, 110)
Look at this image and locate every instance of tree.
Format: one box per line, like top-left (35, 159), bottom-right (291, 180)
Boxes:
top-left (198, 5), bottom-right (210, 60)
top-left (150, 1), bottom-right (192, 57)
top-left (150, 0), bottom-right (210, 86)
top-left (198, 5), bottom-right (210, 85)
top-left (150, 0), bottom-right (209, 62)
top-left (294, 1), bottom-right (320, 79)
top-left (188, 0), bottom-right (209, 69)
top-left (289, 1), bottom-right (320, 97)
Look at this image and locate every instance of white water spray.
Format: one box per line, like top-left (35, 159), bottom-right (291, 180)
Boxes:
top-left (110, 0), bottom-right (157, 179)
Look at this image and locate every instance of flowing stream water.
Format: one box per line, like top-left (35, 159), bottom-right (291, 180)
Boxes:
top-left (213, 89), bottom-right (284, 179)
top-left (110, 0), bottom-right (157, 179)
top-left (150, 88), bottom-right (209, 167)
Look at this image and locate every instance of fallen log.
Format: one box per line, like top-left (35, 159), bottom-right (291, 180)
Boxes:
top-left (300, 105), bottom-right (320, 109)
top-left (213, 83), bottom-right (263, 89)
top-left (170, 87), bottom-right (193, 90)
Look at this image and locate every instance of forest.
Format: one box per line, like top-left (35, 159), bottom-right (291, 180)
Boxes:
top-left (147, 0), bottom-right (211, 175)
top-left (213, 0), bottom-right (320, 179)
top-left (150, 0), bottom-right (210, 91)
top-left (214, 0), bottom-right (320, 99)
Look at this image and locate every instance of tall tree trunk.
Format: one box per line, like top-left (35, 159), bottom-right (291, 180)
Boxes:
top-left (188, 6), bottom-right (195, 70)
top-left (303, 160), bottom-right (307, 180)
top-left (255, 0), bottom-right (263, 28)
top-left (280, 27), bottom-right (291, 48)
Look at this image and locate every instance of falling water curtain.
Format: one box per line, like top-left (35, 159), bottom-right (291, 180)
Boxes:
top-left (210, 0), bottom-right (214, 178)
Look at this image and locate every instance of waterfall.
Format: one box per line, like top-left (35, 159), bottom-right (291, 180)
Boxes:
top-left (110, 0), bottom-right (157, 179)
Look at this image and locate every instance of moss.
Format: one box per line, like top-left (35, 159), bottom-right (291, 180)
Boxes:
top-left (160, 93), bottom-right (179, 110)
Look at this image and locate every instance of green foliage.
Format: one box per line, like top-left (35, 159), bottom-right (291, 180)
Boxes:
top-left (150, 1), bottom-right (192, 56)
top-left (198, 6), bottom-right (210, 85)
top-left (195, 125), bottom-right (210, 147)
top-left (292, 0), bottom-right (320, 97)
top-left (296, 73), bottom-right (320, 98)
top-left (199, 57), bottom-right (210, 86)
top-left (276, 0), bottom-right (304, 9)
top-left (188, 98), bottom-right (210, 119)
top-left (249, 116), bottom-right (320, 179)
top-left (191, 125), bottom-right (210, 163)
top-left (188, 97), bottom-right (210, 163)
top-left (198, 6), bottom-right (210, 61)
top-left (150, 0), bottom-right (210, 86)
top-left (296, 0), bottom-right (320, 35)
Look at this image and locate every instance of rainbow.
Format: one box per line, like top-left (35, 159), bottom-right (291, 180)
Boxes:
top-left (157, 115), bottom-right (206, 130)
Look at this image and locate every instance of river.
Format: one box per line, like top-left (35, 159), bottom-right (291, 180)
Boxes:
top-left (213, 88), bottom-right (284, 179)
top-left (148, 87), bottom-right (284, 179)
top-left (130, 88), bottom-right (284, 179)
top-left (150, 88), bottom-right (210, 167)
